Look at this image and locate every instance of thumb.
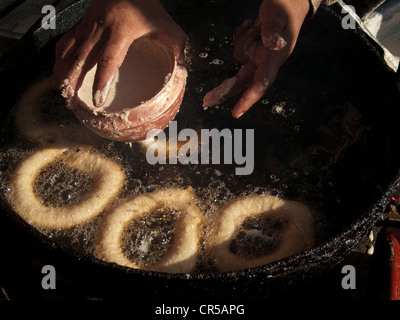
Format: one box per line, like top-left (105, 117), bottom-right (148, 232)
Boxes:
top-left (258, 3), bottom-right (288, 51)
top-left (261, 29), bottom-right (287, 51)
top-left (157, 30), bottom-right (187, 65)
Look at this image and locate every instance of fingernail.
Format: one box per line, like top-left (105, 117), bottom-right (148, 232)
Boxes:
top-left (234, 111), bottom-right (245, 118)
top-left (93, 77), bottom-right (113, 107)
top-left (262, 33), bottom-right (287, 51)
top-left (93, 89), bottom-right (104, 107)
top-left (233, 102), bottom-right (245, 118)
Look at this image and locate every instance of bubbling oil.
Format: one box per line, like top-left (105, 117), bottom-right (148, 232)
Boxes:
top-left (36, 88), bottom-right (77, 125)
top-left (0, 15), bottom-right (360, 273)
top-left (0, 114), bottom-right (321, 273)
top-left (121, 207), bottom-right (178, 268)
top-left (34, 160), bottom-right (93, 208)
top-left (229, 215), bottom-right (284, 259)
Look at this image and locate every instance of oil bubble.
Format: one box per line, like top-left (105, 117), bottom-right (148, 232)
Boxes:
top-left (210, 59), bottom-right (224, 65)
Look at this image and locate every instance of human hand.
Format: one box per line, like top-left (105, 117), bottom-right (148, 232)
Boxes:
top-left (203, 0), bottom-right (310, 118)
top-left (53, 0), bottom-right (186, 109)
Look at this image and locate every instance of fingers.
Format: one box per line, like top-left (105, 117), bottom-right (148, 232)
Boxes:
top-left (157, 29), bottom-right (187, 65)
top-left (202, 63), bottom-right (255, 109)
top-left (258, 0), bottom-right (309, 53)
top-left (226, 63), bottom-right (257, 98)
top-left (260, 17), bottom-right (289, 52)
top-left (203, 0), bottom-right (310, 119)
top-left (261, 30), bottom-right (287, 51)
top-left (232, 58), bottom-right (280, 119)
top-left (54, 21), bottom-right (103, 109)
top-left (233, 19), bottom-right (253, 40)
top-left (258, 3), bottom-right (288, 51)
top-left (92, 35), bottom-right (131, 107)
top-left (233, 22), bottom-right (260, 64)
top-left (53, 32), bottom-right (76, 88)
top-left (202, 77), bottom-right (237, 109)
top-left (64, 42), bottom-right (97, 97)
top-left (55, 32), bottom-right (76, 63)
top-left (174, 35), bottom-right (187, 66)
top-left (232, 82), bottom-right (268, 119)
top-left (228, 1), bottom-right (299, 118)
top-left (54, 25), bottom-right (131, 109)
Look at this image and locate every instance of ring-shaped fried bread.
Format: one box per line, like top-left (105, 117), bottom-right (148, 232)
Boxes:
top-left (95, 188), bottom-right (204, 273)
top-left (14, 76), bottom-right (98, 144)
top-left (208, 194), bottom-right (314, 272)
top-left (9, 145), bottom-right (125, 229)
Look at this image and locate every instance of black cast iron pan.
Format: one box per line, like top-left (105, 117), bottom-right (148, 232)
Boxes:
top-left (0, 0), bottom-right (400, 301)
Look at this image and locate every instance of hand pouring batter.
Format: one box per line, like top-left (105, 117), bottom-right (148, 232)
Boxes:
top-left (72, 35), bottom-right (187, 142)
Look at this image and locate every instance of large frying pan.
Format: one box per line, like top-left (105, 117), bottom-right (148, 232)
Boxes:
top-left (0, 0), bottom-right (400, 301)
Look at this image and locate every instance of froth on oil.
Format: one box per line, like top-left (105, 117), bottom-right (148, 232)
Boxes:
top-left (34, 160), bottom-right (93, 208)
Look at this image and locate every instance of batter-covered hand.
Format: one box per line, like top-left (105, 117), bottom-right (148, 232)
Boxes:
top-left (53, 0), bottom-right (186, 109)
top-left (203, 0), bottom-right (310, 118)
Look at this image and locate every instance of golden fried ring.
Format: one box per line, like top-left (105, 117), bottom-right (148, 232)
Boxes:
top-left (95, 188), bottom-right (204, 274)
top-left (208, 194), bottom-right (314, 272)
top-left (9, 145), bottom-right (125, 229)
top-left (14, 76), bottom-right (98, 144)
